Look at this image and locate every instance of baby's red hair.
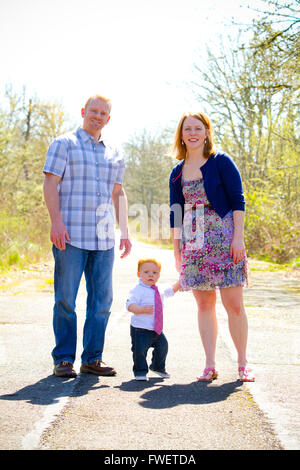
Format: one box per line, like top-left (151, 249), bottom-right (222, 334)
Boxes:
top-left (137, 259), bottom-right (161, 273)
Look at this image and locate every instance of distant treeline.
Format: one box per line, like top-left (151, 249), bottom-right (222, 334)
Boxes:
top-left (0, 0), bottom-right (299, 268)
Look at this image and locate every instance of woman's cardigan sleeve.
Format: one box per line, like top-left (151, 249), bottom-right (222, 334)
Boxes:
top-left (216, 154), bottom-right (245, 212)
top-left (169, 164), bottom-right (185, 228)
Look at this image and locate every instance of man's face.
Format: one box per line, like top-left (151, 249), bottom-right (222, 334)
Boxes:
top-left (81, 98), bottom-right (111, 138)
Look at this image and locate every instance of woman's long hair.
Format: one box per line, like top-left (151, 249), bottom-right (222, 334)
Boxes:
top-left (172, 112), bottom-right (215, 160)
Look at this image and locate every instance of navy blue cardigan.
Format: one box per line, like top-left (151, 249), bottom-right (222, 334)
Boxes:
top-left (169, 151), bottom-right (245, 228)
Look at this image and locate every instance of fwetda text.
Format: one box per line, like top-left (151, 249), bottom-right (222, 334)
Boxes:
top-left (104, 453), bottom-right (196, 466)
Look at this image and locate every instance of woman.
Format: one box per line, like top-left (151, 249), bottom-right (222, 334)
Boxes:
top-left (169, 111), bottom-right (254, 382)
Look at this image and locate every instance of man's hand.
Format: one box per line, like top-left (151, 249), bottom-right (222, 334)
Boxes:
top-left (119, 237), bottom-right (132, 258)
top-left (44, 173), bottom-right (70, 250)
top-left (51, 220), bottom-right (70, 250)
top-left (112, 183), bottom-right (131, 258)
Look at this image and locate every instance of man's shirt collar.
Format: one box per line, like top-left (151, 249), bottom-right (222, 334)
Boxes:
top-left (77, 127), bottom-right (107, 146)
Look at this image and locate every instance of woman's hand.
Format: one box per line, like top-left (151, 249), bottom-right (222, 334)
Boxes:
top-left (171, 228), bottom-right (182, 273)
top-left (174, 250), bottom-right (182, 273)
top-left (230, 237), bottom-right (246, 264)
top-left (231, 210), bottom-right (246, 264)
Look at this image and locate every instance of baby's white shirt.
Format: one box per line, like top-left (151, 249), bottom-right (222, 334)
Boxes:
top-left (126, 279), bottom-right (175, 331)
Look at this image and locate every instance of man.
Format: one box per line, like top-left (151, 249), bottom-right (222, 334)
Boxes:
top-left (43, 95), bottom-right (131, 378)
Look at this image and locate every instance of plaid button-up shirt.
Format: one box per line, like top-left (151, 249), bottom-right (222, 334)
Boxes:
top-left (43, 127), bottom-right (125, 251)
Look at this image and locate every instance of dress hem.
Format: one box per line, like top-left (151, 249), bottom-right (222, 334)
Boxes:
top-left (179, 281), bottom-right (248, 292)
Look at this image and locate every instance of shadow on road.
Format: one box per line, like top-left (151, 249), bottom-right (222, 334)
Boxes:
top-left (117, 379), bottom-right (242, 409)
top-left (0, 373), bottom-right (107, 406)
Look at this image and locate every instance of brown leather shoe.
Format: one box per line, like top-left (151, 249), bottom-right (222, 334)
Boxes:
top-left (80, 360), bottom-right (116, 376)
top-left (53, 361), bottom-right (77, 378)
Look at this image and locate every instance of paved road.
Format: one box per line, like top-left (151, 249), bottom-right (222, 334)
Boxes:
top-left (0, 239), bottom-right (299, 450)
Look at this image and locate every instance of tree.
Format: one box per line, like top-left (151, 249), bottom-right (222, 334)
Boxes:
top-left (0, 85), bottom-right (70, 267)
top-left (191, 0), bottom-right (300, 262)
top-left (124, 130), bottom-right (173, 211)
top-left (123, 130), bottom-right (174, 241)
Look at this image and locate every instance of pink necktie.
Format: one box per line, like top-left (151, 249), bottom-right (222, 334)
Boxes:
top-left (151, 285), bottom-right (163, 335)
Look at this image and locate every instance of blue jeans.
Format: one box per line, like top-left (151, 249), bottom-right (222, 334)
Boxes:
top-left (130, 326), bottom-right (168, 376)
top-left (52, 244), bottom-right (114, 365)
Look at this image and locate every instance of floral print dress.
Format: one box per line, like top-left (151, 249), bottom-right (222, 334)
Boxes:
top-left (180, 178), bottom-right (248, 291)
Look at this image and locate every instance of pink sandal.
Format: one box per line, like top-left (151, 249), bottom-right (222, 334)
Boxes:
top-left (197, 367), bottom-right (218, 382)
top-left (238, 366), bottom-right (255, 382)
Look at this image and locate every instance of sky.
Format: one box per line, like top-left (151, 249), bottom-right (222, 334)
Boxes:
top-left (0, 0), bottom-right (263, 145)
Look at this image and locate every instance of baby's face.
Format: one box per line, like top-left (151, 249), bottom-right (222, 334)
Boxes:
top-left (138, 262), bottom-right (161, 286)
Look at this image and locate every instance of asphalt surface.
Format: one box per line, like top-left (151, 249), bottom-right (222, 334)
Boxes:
top-left (0, 239), bottom-right (299, 451)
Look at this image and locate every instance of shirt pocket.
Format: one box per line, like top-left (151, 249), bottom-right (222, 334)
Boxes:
top-left (68, 148), bottom-right (86, 178)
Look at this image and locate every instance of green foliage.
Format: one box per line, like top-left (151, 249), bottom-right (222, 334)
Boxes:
top-left (0, 86), bottom-right (69, 271)
top-left (124, 130), bottom-right (174, 212)
top-left (191, 0), bottom-right (300, 262)
top-left (244, 190), bottom-right (300, 263)
top-left (123, 130), bottom-right (175, 244)
top-left (1, 1), bottom-right (299, 277)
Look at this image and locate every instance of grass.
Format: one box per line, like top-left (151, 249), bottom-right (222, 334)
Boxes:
top-left (251, 253), bottom-right (300, 268)
top-left (36, 278), bottom-right (54, 291)
top-left (0, 232), bottom-right (299, 277)
top-left (248, 258), bottom-right (299, 273)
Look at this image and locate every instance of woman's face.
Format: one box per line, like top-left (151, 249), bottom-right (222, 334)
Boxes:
top-left (181, 116), bottom-right (208, 152)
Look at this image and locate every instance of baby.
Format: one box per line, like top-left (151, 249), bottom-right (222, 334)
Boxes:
top-left (126, 258), bottom-right (179, 381)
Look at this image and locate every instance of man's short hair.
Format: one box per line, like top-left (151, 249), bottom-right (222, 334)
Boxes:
top-left (84, 94), bottom-right (112, 112)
